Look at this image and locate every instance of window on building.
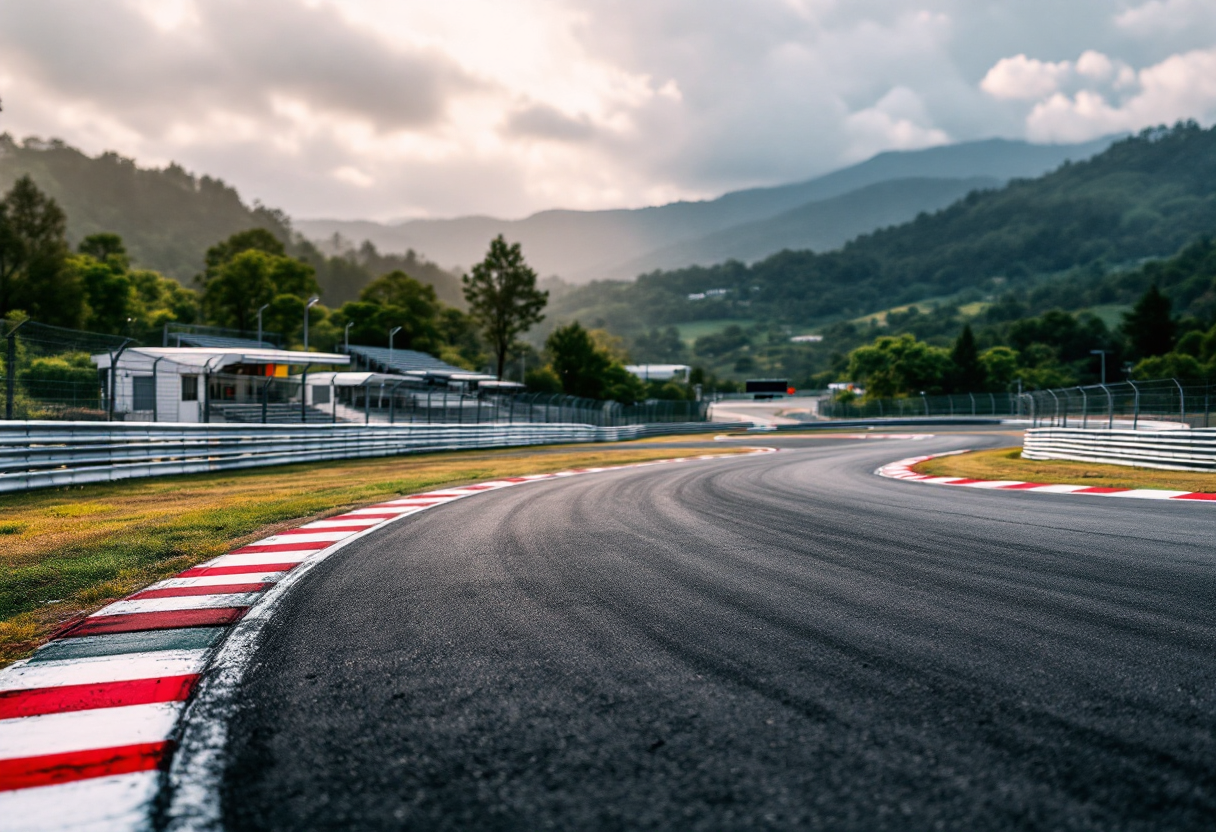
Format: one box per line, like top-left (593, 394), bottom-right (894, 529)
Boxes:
top-left (312, 385), bottom-right (330, 404)
top-left (132, 376), bottom-right (156, 412)
top-left (182, 375), bottom-right (199, 402)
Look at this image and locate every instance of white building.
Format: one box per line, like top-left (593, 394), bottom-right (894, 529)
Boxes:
top-left (92, 347), bottom-right (349, 422)
top-left (625, 364), bottom-right (691, 382)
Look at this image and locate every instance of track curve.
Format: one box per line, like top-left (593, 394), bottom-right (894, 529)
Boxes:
top-left (218, 435), bottom-right (1216, 830)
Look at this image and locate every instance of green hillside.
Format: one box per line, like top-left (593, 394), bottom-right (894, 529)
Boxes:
top-left (0, 134), bottom-right (463, 306)
top-left (550, 122), bottom-right (1216, 334)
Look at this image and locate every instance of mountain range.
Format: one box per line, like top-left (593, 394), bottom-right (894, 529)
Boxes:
top-left (298, 136), bottom-right (1116, 283)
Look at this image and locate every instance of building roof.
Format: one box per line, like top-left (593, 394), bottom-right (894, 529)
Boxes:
top-left (166, 333), bottom-right (277, 350)
top-left (93, 347), bottom-right (350, 370)
top-left (346, 345), bottom-right (494, 380)
top-left (625, 364), bottom-right (691, 381)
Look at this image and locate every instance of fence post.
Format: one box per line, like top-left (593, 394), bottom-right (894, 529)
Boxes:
top-left (1079, 387), bottom-right (1087, 428)
top-left (5, 320), bottom-right (27, 420)
top-left (108, 339), bottom-right (134, 422)
top-left (1047, 389), bottom-right (1060, 427)
top-left (1130, 381), bottom-right (1140, 430)
top-left (1100, 383), bottom-right (1113, 429)
top-left (364, 381), bottom-right (371, 425)
top-left (1173, 378), bottom-right (1186, 426)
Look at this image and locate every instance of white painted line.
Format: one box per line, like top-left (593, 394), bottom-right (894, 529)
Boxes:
top-left (0, 702), bottom-right (182, 759)
top-left (343, 506), bottom-right (435, 516)
top-left (301, 518), bottom-right (382, 529)
top-left (203, 552), bottom-right (314, 568)
top-left (0, 771), bottom-right (161, 832)
top-left (0, 650), bottom-right (207, 692)
top-left (256, 531), bottom-right (356, 545)
top-left (91, 593), bottom-right (260, 617)
top-left (149, 573), bottom-right (286, 590)
top-left (921, 477), bottom-right (965, 484)
top-left (1028, 484), bottom-right (1090, 493)
top-left (1110, 489), bottom-right (1191, 500)
top-left (961, 480), bottom-right (1025, 489)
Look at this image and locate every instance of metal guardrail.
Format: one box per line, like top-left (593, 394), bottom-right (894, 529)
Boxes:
top-left (1022, 427), bottom-right (1216, 472)
top-left (0, 420), bottom-right (743, 493)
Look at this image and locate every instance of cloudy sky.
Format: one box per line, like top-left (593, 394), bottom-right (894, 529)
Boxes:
top-left (2, 0), bottom-right (1214, 221)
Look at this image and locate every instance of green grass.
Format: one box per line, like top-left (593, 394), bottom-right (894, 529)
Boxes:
top-left (0, 440), bottom-right (743, 666)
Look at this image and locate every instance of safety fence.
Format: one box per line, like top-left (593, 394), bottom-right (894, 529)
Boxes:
top-left (0, 420), bottom-right (742, 493)
top-left (818, 392), bottom-right (1018, 420)
top-left (1020, 378), bottom-right (1215, 429)
top-left (1022, 427), bottom-right (1216, 472)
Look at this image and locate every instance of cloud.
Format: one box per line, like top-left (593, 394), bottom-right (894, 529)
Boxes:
top-left (981, 55), bottom-right (1071, 101)
top-left (1025, 48), bottom-right (1216, 142)
top-left (504, 104), bottom-right (597, 142)
top-left (0, 0), bottom-right (1212, 223)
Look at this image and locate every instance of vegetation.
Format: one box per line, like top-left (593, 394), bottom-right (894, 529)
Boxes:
top-left (911, 447), bottom-right (1216, 493)
top-left (463, 235), bottom-right (549, 378)
top-left (0, 134), bottom-right (463, 305)
top-left (0, 440), bottom-right (744, 666)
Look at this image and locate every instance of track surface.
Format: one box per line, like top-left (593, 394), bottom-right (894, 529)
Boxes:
top-left (220, 435), bottom-right (1216, 830)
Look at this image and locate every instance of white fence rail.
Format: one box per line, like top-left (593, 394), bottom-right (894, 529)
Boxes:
top-left (0, 420), bottom-right (740, 493)
top-left (1022, 427), bottom-right (1216, 472)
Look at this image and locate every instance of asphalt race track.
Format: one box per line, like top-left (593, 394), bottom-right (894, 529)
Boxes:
top-left (219, 434), bottom-right (1216, 830)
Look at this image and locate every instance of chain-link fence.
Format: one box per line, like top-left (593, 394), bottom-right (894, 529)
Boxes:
top-left (1, 319), bottom-right (132, 421)
top-left (818, 391), bottom-right (1018, 420)
top-left (1020, 378), bottom-right (1215, 429)
top-left (3, 319), bottom-right (709, 426)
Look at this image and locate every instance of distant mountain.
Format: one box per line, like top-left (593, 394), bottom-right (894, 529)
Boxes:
top-left (546, 122), bottom-right (1216, 333)
top-left (297, 136), bottom-right (1116, 282)
top-left (601, 176), bottom-right (1000, 279)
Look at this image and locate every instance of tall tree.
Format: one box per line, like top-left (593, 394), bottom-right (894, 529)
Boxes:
top-left (0, 175), bottom-right (81, 326)
top-left (462, 235), bottom-right (548, 378)
top-left (949, 324), bottom-right (985, 392)
top-left (1121, 284), bottom-right (1175, 359)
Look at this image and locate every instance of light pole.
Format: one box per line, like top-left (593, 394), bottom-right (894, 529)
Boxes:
top-left (919, 390), bottom-right (928, 416)
top-left (1090, 349), bottom-right (1108, 385)
top-left (344, 321), bottom-right (354, 353)
top-left (303, 296), bottom-right (320, 352)
top-left (388, 326), bottom-right (402, 370)
top-left (256, 304), bottom-right (269, 345)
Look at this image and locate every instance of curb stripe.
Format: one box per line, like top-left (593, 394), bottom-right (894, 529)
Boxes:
top-left (0, 675), bottom-right (199, 720)
top-left (230, 541), bottom-right (330, 554)
top-left (64, 609), bottom-right (248, 638)
top-left (878, 452), bottom-right (1216, 503)
top-left (0, 741), bottom-right (170, 792)
top-left (177, 562), bottom-right (300, 578)
top-left (130, 583), bottom-right (272, 600)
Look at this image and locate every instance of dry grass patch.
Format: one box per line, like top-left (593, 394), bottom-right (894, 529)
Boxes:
top-left (0, 439), bottom-right (743, 666)
top-left (912, 448), bottom-right (1216, 493)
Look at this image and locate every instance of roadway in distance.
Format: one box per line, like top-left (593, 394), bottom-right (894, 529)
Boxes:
top-left (219, 433), bottom-right (1216, 830)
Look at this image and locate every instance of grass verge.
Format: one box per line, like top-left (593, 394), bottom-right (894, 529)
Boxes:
top-left (0, 439), bottom-right (743, 666)
top-left (912, 447), bottom-right (1216, 493)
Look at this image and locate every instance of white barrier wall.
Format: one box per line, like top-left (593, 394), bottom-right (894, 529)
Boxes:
top-left (1022, 427), bottom-right (1216, 472)
top-left (0, 420), bottom-right (737, 493)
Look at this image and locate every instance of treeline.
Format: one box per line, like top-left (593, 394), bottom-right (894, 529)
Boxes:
top-left (0, 134), bottom-right (463, 306)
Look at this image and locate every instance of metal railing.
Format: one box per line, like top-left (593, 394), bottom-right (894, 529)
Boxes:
top-left (0, 420), bottom-right (742, 493)
top-left (818, 392), bottom-right (1018, 420)
top-left (1023, 427), bottom-right (1216, 472)
top-left (1018, 378), bottom-right (1215, 429)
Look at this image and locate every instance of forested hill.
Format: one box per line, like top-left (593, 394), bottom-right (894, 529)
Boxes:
top-left (0, 134), bottom-right (463, 305)
top-left (550, 122), bottom-right (1216, 333)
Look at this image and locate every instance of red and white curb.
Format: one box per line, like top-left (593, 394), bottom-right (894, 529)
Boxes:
top-left (878, 451), bottom-right (1216, 502)
top-left (0, 448), bottom-right (775, 831)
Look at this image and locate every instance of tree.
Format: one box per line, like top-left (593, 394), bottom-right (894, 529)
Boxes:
top-left (545, 321), bottom-right (645, 403)
top-left (846, 334), bottom-right (953, 397)
top-left (1121, 284), bottom-right (1175, 359)
top-left (200, 237), bottom-right (319, 333)
top-left (78, 233), bottom-right (128, 265)
top-left (463, 235), bottom-right (548, 378)
top-left (0, 175), bottom-right (81, 326)
top-left (949, 324), bottom-right (985, 392)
